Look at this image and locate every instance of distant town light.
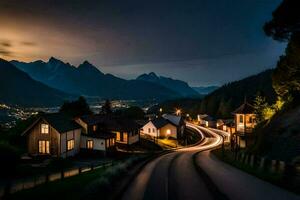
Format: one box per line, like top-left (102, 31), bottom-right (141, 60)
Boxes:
top-left (176, 109), bottom-right (181, 116)
top-left (159, 108), bottom-right (163, 113)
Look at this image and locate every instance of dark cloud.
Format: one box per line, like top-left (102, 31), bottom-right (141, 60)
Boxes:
top-left (21, 41), bottom-right (36, 46)
top-left (0, 48), bottom-right (12, 56)
top-left (0, 41), bottom-right (12, 47)
top-left (0, 0), bottom-right (286, 85)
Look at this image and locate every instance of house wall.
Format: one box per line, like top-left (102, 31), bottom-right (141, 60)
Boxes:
top-left (142, 121), bottom-right (158, 137)
top-left (27, 119), bottom-right (60, 156)
top-left (160, 124), bottom-right (177, 138)
top-left (128, 132), bottom-right (139, 145)
top-left (59, 129), bottom-right (81, 158)
top-left (236, 114), bottom-right (256, 133)
top-left (75, 118), bottom-right (88, 134)
top-left (80, 136), bottom-right (106, 151)
top-left (114, 130), bottom-right (140, 145)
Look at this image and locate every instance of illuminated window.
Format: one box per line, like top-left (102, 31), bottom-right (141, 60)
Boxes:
top-left (38, 140), bottom-right (50, 154)
top-left (166, 129), bottom-right (171, 135)
top-left (87, 140), bottom-right (93, 149)
top-left (123, 132), bottom-right (128, 142)
top-left (93, 125), bottom-right (97, 131)
top-left (67, 139), bottom-right (75, 151)
top-left (41, 124), bottom-right (49, 134)
top-left (116, 132), bottom-right (121, 141)
top-left (239, 115), bottom-right (243, 123)
top-left (111, 138), bottom-right (115, 146)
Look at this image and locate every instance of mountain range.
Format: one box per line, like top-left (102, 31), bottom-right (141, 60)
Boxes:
top-left (192, 86), bottom-right (219, 95)
top-left (6, 57), bottom-right (204, 106)
top-left (12, 57), bottom-right (187, 101)
top-left (0, 58), bottom-right (72, 107)
top-left (136, 72), bottom-right (198, 97)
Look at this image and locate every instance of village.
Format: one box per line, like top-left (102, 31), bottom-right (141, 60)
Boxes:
top-left (0, 98), bottom-right (261, 199)
top-left (20, 99), bottom-right (255, 159)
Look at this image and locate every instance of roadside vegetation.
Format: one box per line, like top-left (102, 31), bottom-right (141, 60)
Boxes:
top-left (9, 155), bottom-right (149, 200)
top-left (213, 147), bottom-right (299, 194)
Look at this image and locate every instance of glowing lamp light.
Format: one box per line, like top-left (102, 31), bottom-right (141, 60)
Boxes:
top-left (176, 109), bottom-right (181, 116)
top-left (166, 129), bottom-right (171, 135)
top-left (159, 108), bottom-right (163, 113)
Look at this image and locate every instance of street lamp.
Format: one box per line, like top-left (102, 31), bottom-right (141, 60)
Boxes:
top-left (159, 108), bottom-right (163, 113)
top-left (176, 109), bottom-right (181, 116)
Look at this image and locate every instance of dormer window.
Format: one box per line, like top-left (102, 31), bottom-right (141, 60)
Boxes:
top-left (41, 124), bottom-right (49, 134)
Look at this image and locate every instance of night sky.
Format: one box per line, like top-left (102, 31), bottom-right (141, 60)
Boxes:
top-left (0, 0), bottom-right (286, 86)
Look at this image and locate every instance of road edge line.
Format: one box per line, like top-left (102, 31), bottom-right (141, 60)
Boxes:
top-left (192, 149), bottom-right (229, 200)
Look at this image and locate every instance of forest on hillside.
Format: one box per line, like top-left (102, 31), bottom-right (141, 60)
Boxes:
top-left (150, 69), bottom-right (276, 119)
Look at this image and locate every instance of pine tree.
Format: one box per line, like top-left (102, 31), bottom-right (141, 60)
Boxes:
top-left (101, 99), bottom-right (112, 114)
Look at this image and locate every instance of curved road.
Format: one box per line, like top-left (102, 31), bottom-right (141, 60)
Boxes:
top-left (122, 123), bottom-right (223, 200)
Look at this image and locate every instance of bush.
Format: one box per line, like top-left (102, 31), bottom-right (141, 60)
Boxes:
top-left (49, 157), bottom-right (73, 170)
top-left (0, 141), bottom-right (20, 177)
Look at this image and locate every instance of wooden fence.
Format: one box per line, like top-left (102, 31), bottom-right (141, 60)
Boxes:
top-left (235, 152), bottom-right (300, 188)
top-left (0, 161), bottom-right (114, 198)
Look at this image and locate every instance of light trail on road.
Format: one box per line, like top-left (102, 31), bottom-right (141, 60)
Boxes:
top-left (122, 123), bottom-right (226, 200)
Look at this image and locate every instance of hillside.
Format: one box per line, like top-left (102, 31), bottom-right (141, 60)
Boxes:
top-left (12, 58), bottom-right (180, 100)
top-left (192, 86), bottom-right (219, 95)
top-left (150, 69), bottom-right (276, 118)
top-left (252, 105), bottom-right (300, 162)
top-left (0, 58), bottom-right (72, 107)
top-left (136, 72), bottom-right (199, 97)
top-left (199, 69), bottom-right (276, 118)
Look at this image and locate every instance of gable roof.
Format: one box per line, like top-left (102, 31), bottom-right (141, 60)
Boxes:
top-left (232, 102), bottom-right (255, 114)
top-left (150, 117), bottom-right (176, 129)
top-left (202, 115), bottom-right (215, 121)
top-left (86, 131), bottom-right (115, 139)
top-left (162, 114), bottom-right (183, 126)
top-left (79, 114), bottom-right (141, 131)
top-left (22, 113), bottom-right (81, 135)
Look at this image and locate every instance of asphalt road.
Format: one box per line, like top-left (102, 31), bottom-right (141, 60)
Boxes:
top-left (122, 123), bottom-right (223, 200)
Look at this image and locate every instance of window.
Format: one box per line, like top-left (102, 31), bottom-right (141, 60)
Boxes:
top-left (93, 125), bottom-right (97, 131)
top-left (239, 115), bottom-right (243, 123)
top-left (67, 139), bottom-right (75, 151)
top-left (38, 140), bottom-right (50, 154)
top-left (87, 140), bottom-right (93, 149)
top-left (41, 124), bottom-right (49, 134)
top-left (148, 128), bottom-right (151, 133)
top-left (111, 138), bottom-right (115, 146)
top-left (166, 129), bottom-right (171, 135)
top-left (249, 117), bottom-right (253, 123)
top-left (123, 132), bottom-right (128, 142)
top-left (152, 128), bottom-right (155, 133)
top-left (116, 132), bottom-right (121, 141)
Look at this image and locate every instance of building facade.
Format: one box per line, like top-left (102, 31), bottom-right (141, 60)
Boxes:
top-left (232, 102), bottom-right (256, 148)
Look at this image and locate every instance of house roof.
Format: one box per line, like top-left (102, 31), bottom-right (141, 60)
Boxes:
top-left (151, 117), bottom-right (175, 129)
top-left (232, 102), bottom-right (255, 114)
top-left (22, 113), bottom-right (81, 135)
top-left (79, 114), bottom-right (141, 131)
top-left (85, 131), bottom-right (115, 139)
top-left (202, 115), bottom-right (215, 121)
top-left (162, 114), bottom-right (183, 126)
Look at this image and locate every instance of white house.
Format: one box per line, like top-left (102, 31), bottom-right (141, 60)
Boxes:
top-left (141, 117), bottom-right (178, 139)
top-left (162, 114), bottom-right (185, 137)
